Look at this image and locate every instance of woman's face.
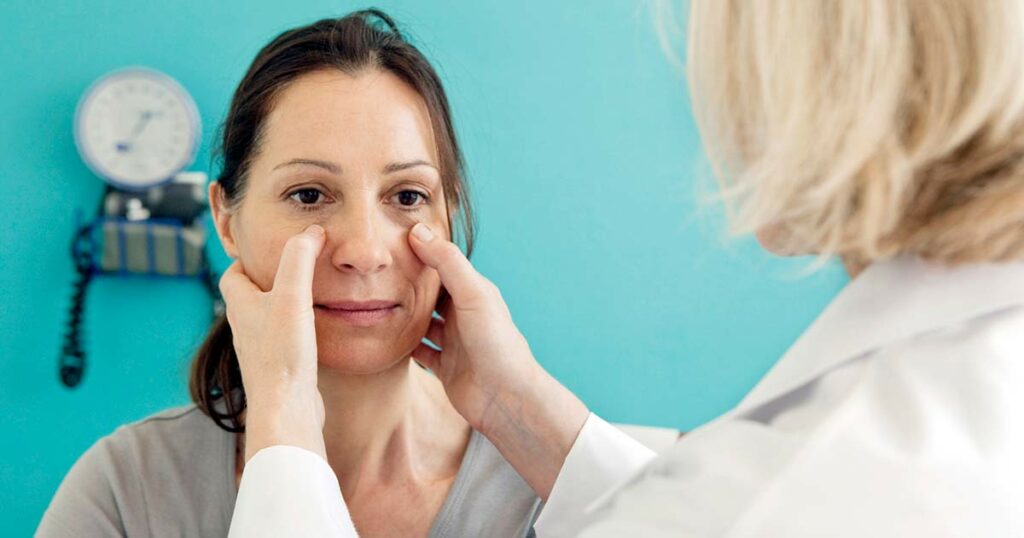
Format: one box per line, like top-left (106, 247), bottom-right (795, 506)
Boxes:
top-left (212, 68), bottom-right (449, 374)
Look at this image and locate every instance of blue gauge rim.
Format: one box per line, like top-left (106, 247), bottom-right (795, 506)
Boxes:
top-left (73, 66), bottom-right (201, 191)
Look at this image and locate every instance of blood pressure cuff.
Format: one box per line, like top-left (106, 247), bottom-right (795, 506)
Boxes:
top-left (99, 218), bottom-right (207, 277)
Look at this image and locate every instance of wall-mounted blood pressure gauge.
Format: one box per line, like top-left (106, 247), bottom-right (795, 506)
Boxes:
top-left (59, 67), bottom-right (210, 389)
top-left (74, 67), bottom-right (200, 190)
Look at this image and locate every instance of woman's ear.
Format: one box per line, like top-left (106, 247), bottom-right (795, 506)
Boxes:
top-left (209, 181), bottom-right (240, 259)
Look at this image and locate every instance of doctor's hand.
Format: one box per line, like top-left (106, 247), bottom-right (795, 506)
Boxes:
top-left (408, 223), bottom-right (589, 499)
top-left (218, 224), bottom-right (328, 463)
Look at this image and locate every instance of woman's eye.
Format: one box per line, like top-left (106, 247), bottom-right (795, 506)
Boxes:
top-left (393, 190), bottom-right (428, 208)
top-left (289, 188), bottom-right (324, 207)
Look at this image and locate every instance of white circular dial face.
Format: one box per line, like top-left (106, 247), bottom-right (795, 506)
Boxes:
top-left (74, 68), bottom-right (200, 189)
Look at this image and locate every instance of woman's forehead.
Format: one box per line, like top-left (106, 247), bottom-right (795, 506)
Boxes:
top-left (258, 69), bottom-right (440, 167)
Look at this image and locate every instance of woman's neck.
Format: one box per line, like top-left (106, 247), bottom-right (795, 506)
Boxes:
top-left (316, 359), bottom-right (470, 495)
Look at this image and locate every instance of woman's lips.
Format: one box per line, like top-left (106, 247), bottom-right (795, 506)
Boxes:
top-left (314, 300), bottom-right (400, 327)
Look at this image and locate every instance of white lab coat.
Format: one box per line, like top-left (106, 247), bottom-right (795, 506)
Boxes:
top-left (229, 256), bottom-right (1024, 537)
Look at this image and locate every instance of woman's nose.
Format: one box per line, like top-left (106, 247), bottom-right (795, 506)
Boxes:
top-left (326, 206), bottom-right (393, 275)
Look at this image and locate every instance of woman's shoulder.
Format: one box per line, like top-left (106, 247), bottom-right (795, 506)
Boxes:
top-left (429, 429), bottom-right (542, 538)
top-left (36, 404), bottom-right (235, 538)
top-left (102, 403), bottom-right (232, 461)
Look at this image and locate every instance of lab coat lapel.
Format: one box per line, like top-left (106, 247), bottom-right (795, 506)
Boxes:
top-left (730, 256), bottom-right (1024, 417)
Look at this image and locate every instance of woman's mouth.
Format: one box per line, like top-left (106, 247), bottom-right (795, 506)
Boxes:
top-left (314, 300), bottom-right (400, 327)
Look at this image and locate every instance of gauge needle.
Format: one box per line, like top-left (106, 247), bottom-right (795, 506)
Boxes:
top-left (116, 110), bottom-right (159, 153)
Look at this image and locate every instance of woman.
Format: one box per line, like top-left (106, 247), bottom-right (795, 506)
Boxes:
top-left (230, 0), bottom-right (1024, 536)
top-left (37, 10), bottom-right (542, 538)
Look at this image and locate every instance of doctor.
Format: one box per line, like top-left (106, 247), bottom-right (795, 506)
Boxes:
top-left (225, 0), bottom-right (1024, 536)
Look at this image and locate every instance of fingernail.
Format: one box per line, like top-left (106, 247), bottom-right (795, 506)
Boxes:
top-left (412, 223), bottom-right (435, 242)
top-left (306, 224), bottom-right (325, 236)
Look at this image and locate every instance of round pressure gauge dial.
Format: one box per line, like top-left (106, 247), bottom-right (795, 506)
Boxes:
top-left (74, 67), bottom-right (200, 190)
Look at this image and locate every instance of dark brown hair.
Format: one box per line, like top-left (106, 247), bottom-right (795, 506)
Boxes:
top-left (191, 9), bottom-right (475, 433)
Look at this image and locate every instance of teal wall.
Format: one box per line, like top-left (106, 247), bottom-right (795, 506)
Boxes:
top-left (1, 0), bottom-right (847, 534)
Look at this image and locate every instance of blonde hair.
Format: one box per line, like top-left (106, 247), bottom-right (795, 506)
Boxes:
top-left (686, 0), bottom-right (1024, 265)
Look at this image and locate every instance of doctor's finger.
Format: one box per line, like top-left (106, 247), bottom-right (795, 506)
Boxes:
top-left (411, 342), bottom-right (441, 372)
top-left (271, 224), bottom-right (326, 304)
top-left (409, 223), bottom-right (493, 310)
top-left (424, 317), bottom-right (445, 347)
top-left (218, 261), bottom-right (262, 304)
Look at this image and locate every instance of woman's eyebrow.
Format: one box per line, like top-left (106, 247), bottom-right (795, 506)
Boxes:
top-left (273, 158), bottom-right (341, 174)
top-left (384, 160), bottom-right (438, 174)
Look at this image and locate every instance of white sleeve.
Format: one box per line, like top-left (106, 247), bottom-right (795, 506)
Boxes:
top-left (228, 445), bottom-right (358, 538)
top-left (533, 413), bottom-right (657, 538)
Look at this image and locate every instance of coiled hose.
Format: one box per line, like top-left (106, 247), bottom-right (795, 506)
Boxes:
top-left (59, 222), bottom-right (96, 388)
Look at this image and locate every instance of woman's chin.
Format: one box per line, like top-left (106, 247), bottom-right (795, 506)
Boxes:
top-left (315, 339), bottom-right (412, 375)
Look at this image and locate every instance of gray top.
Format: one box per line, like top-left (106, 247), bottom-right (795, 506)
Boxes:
top-left (36, 405), bottom-right (541, 537)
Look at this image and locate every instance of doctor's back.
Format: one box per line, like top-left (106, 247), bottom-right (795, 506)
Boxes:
top-left (572, 1), bottom-right (1024, 536)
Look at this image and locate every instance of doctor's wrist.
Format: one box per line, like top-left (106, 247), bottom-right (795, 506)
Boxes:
top-left (243, 387), bottom-right (327, 462)
top-left (478, 364), bottom-right (589, 500)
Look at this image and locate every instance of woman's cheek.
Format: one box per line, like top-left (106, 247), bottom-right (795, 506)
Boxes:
top-left (243, 234), bottom-right (299, 292)
top-left (396, 212), bottom-right (449, 271)
top-left (383, 214), bottom-right (442, 292)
